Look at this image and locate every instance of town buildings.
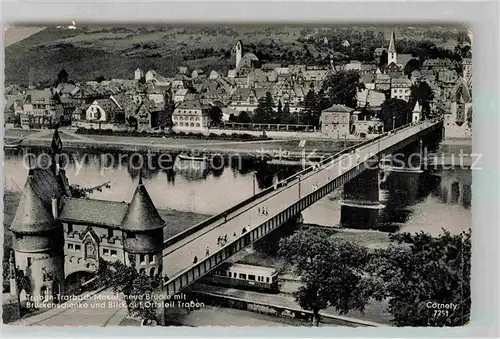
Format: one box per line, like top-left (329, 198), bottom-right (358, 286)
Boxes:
top-left (3, 29), bottom-right (471, 140)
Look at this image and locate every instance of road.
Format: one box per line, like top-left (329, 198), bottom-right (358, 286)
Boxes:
top-left (162, 121), bottom-right (439, 278)
top-left (4, 128), bottom-right (349, 155)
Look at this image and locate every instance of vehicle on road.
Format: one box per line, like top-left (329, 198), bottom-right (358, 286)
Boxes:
top-left (202, 263), bottom-right (279, 293)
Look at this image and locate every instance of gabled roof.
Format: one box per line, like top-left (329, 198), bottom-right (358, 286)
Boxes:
top-left (9, 176), bottom-right (58, 234)
top-left (59, 198), bottom-right (128, 228)
top-left (121, 176), bottom-right (165, 232)
top-left (398, 54), bottom-right (415, 68)
top-left (322, 104), bottom-right (355, 113)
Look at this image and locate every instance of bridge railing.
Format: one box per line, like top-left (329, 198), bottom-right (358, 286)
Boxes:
top-left (161, 119), bottom-right (443, 294)
top-left (163, 119), bottom-right (442, 250)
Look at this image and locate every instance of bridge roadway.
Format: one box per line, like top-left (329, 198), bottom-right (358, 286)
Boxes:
top-left (161, 119), bottom-right (442, 296)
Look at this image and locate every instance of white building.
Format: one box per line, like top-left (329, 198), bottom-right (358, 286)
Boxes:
top-left (172, 100), bottom-right (211, 134)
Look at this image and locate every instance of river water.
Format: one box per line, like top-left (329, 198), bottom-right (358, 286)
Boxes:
top-left (3, 148), bottom-right (471, 236)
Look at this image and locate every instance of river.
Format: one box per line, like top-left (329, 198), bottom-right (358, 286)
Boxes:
top-left (3, 148), bottom-right (471, 236)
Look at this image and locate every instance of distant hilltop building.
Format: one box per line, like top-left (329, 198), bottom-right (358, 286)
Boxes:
top-left (56, 21), bottom-right (77, 30)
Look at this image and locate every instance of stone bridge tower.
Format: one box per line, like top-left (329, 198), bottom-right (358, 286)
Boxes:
top-left (121, 175), bottom-right (165, 278)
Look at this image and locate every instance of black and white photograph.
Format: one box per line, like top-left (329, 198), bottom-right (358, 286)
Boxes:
top-left (3, 22), bottom-right (472, 328)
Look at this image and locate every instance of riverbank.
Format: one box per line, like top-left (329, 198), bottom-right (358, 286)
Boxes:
top-left (4, 129), bottom-right (358, 157)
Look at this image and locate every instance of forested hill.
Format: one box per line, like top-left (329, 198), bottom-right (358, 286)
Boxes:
top-left (5, 24), bottom-right (469, 86)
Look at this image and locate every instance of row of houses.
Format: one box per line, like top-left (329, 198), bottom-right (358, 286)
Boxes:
top-left (5, 31), bottom-right (471, 138)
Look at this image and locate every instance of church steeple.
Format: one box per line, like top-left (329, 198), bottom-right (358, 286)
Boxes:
top-left (387, 30), bottom-right (397, 65)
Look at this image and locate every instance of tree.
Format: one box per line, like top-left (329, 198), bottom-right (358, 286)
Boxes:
top-left (208, 106), bottom-right (223, 126)
top-left (378, 98), bottom-right (412, 131)
top-left (403, 59), bottom-right (421, 78)
top-left (379, 50), bottom-right (388, 71)
top-left (367, 230), bottom-right (471, 326)
top-left (158, 91), bottom-right (175, 129)
top-left (57, 68), bottom-right (69, 84)
top-left (321, 70), bottom-right (362, 108)
top-left (278, 229), bottom-right (373, 326)
top-left (96, 259), bottom-right (165, 322)
top-left (276, 100), bottom-right (283, 122)
top-left (95, 75), bottom-right (106, 83)
top-left (409, 82), bottom-right (434, 119)
top-left (127, 116), bottom-right (138, 130)
top-left (302, 89), bottom-right (319, 126)
top-left (236, 111), bottom-right (252, 123)
top-left (253, 91), bottom-right (274, 123)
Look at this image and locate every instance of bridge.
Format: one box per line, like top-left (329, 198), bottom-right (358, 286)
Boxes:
top-left (161, 119), bottom-right (443, 296)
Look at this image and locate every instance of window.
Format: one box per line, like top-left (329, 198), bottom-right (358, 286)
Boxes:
top-left (248, 275), bottom-right (256, 281)
top-left (68, 244), bottom-right (74, 250)
top-left (103, 248), bottom-right (109, 255)
top-left (27, 257), bottom-right (32, 268)
top-left (110, 250), bottom-right (117, 257)
top-left (266, 277), bottom-right (270, 283)
top-left (239, 273), bottom-right (247, 280)
top-left (67, 224), bottom-right (73, 233)
top-left (196, 123), bottom-right (200, 127)
top-left (233, 272), bottom-right (237, 278)
top-left (139, 254), bottom-right (146, 264)
top-left (150, 255), bottom-right (155, 263)
top-left (75, 245), bottom-right (81, 251)
top-left (108, 228), bottom-right (113, 238)
top-left (219, 270), bottom-right (226, 276)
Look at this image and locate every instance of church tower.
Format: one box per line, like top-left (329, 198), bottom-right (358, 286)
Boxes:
top-left (233, 40), bottom-right (243, 69)
top-left (412, 101), bottom-right (422, 123)
top-left (9, 172), bottom-right (65, 303)
top-left (387, 31), bottom-right (397, 66)
top-left (121, 175), bottom-right (165, 278)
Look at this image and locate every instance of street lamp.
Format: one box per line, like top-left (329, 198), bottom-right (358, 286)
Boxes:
top-left (252, 171), bottom-right (256, 196)
top-left (392, 116), bottom-right (396, 131)
top-left (298, 174), bottom-right (302, 199)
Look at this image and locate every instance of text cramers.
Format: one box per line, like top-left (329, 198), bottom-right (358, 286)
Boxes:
top-left (426, 302), bottom-right (459, 311)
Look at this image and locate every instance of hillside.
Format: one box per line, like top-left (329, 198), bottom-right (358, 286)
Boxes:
top-left (4, 24), bottom-right (468, 85)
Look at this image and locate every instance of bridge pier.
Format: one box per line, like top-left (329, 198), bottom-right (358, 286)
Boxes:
top-left (340, 166), bottom-right (384, 230)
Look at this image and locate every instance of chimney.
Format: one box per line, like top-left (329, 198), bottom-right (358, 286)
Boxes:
top-left (51, 197), bottom-right (58, 219)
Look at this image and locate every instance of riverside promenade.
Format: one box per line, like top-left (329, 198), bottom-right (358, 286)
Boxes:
top-left (4, 128), bottom-right (356, 158)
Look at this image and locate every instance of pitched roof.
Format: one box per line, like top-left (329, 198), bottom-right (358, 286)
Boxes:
top-left (59, 198), bottom-right (128, 228)
top-left (322, 104), bottom-right (355, 113)
top-left (9, 176), bottom-right (58, 234)
top-left (398, 54), bottom-right (415, 67)
top-left (91, 98), bottom-right (121, 112)
top-left (175, 99), bottom-right (207, 111)
top-left (121, 177), bottom-right (165, 232)
top-left (388, 31), bottom-right (396, 53)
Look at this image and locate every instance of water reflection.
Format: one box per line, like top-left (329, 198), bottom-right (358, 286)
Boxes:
top-left (4, 148), bottom-right (471, 234)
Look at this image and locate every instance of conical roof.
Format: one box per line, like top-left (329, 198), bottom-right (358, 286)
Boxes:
top-left (121, 176), bottom-right (165, 232)
top-left (413, 101), bottom-right (421, 113)
top-left (388, 31), bottom-right (396, 53)
top-left (9, 176), bottom-right (57, 234)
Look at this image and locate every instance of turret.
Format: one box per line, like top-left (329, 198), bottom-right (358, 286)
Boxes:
top-left (9, 174), bottom-right (65, 302)
top-left (387, 31), bottom-right (397, 66)
top-left (412, 101), bottom-right (422, 123)
top-left (121, 175), bottom-right (165, 278)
